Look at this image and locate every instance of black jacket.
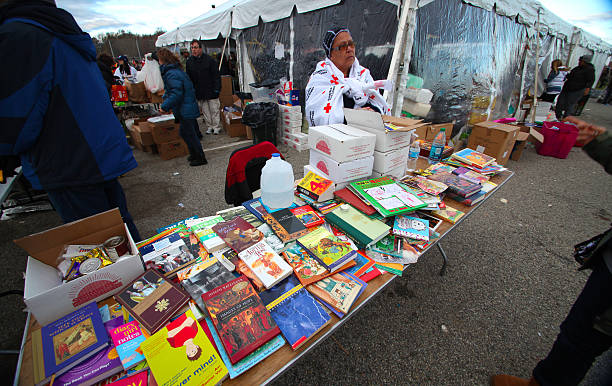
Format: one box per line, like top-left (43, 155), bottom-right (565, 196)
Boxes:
top-left (97, 60), bottom-right (114, 97)
top-left (563, 63), bottom-right (595, 92)
top-left (186, 53), bottom-right (221, 101)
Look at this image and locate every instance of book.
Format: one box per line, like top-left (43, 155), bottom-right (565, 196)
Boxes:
top-left (104, 370), bottom-right (149, 386)
top-left (359, 265), bottom-right (382, 282)
top-left (324, 204), bottom-right (391, 249)
top-left (237, 241), bottom-right (293, 289)
top-left (333, 187), bottom-right (377, 216)
top-left (452, 167), bottom-right (489, 185)
top-left (114, 269), bottom-right (190, 335)
top-left (427, 171), bottom-right (481, 198)
top-left (220, 248), bottom-right (266, 292)
top-left (176, 224), bottom-right (209, 261)
top-left (340, 251), bottom-right (375, 279)
top-left (393, 216), bottom-right (430, 241)
top-left (290, 205), bottom-right (324, 228)
top-left (32, 302), bottom-right (110, 386)
top-left (258, 275), bottom-right (331, 350)
top-left (481, 180), bottom-right (498, 193)
top-left (349, 177), bottom-right (427, 217)
top-left (400, 175), bottom-right (448, 196)
top-left (216, 206), bottom-right (263, 228)
top-left (444, 158), bottom-right (505, 176)
top-left (281, 243), bottom-right (335, 286)
top-left (139, 232), bottom-right (197, 278)
top-left (297, 226), bottom-right (358, 273)
top-left (212, 216), bottom-right (265, 254)
top-left (374, 261), bottom-right (404, 276)
top-left (446, 190), bottom-right (486, 206)
top-left (425, 162), bottom-right (456, 175)
top-left (140, 310), bottom-right (228, 386)
top-left (156, 216), bottom-right (199, 234)
top-left (202, 275), bottom-right (281, 364)
top-left (204, 318), bottom-right (285, 379)
top-left (366, 234), bottom-right (420, 264)
top-left (109, 321), bottom-right (146, 370)
top-left (431, 205), bottom-right (465, 224)
top-left (241, 198), bottom-right (268, 223)
top-left (451, 148), bottom-right (495, 168)
top-left (415, 212), bottom-right (443, 231)
top-left (257, 223), bottom-right (286, 252)
top-left (180, 257), bottom-right (237, 312)
top-left (296, 171), bottom-right (334, 201)
top-left (186, 216), bottom-right (226, 253)
top-left (306, 272), bottom-right (365, 314)
top-left (264, 208), bottom-right (310, 243)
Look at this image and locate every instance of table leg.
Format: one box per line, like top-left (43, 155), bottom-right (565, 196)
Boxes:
top-left (437, 243), bottom-right (448, 276)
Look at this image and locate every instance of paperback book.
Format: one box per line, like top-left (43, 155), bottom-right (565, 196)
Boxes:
top-left (186, 216), bottom-right (226, 253)
top-left (264, 208), bottom-right (310, 243)
top-left (306, 272), bottom-right (366, 315)
top-left (220, 248), bottom-right (266, 292)
top-left (296, 171), bottom-right (334, 201)
top-left (427, 171), bottom-right (481, 198)
top-left (452, 167), bottom-right (489, 184)
top-left (290, 205), bottom-right (324, 228)
top-left (216, 206), bottom-right (263, 228)
top-left (139, 231), bottom-right (197, 278)
top-left (109, 321), bottom-right (146, 370)
top-left (446, 190), bottom-right (487, 206)
top-left (451, 148), bottom-right (495, 168)
top-left (366, 234), bottom-right (420, 264)
top-left (212, 217), bottom-right (265, 254)
top-left (180, 257), bottom-right (237, 311)
top-left (297, 226), bottom-right (358, 273)
top-left (393, 216), bottom-right (430, 241)
top-left (257, 223), bottom-right (286, 252)
top-left (237, 241), bottom-right (293, 289)
top-left (349, 177), bottom-right (427, 217)
top-left (431, 205), bottom-right (465, 224)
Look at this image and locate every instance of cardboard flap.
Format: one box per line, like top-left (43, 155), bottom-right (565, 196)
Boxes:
top-left (517, 132), bottom-right (530, 141)
top-left (528, 128), bottom-right (544, 144)
top-left (327, 124), bottom-right (376, 139)
top-left (14, 208), bottom-right (124, 266)
top-left (343, 108), bottom-right (385, 131)
top-left (382, 115), bottom-right (428, 132)
top-left (475, 121), bottom-right (518, 133)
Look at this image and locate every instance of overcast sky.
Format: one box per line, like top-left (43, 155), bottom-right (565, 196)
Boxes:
top-left (56, 0), bottom-right (612, 43)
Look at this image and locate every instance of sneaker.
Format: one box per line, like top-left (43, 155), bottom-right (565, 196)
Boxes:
top-left (213, 128), bottom-right (221, 135)
top-left (189, 157), bottom-right (207, 166)
top-left (205, 129), bottom-right (213, 134)
top-left (187, 155), bottom-right (194, 162)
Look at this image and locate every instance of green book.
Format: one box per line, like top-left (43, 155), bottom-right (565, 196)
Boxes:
top-left (348, 177), bottom-right (427, 218)
top-left (296, 227), bottom-right (358, 272)
top-left (325, 204), bottom-right (391, 250)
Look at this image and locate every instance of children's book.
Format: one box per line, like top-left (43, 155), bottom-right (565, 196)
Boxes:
top-left (202, 275), bottom-right (281, 364)
top-left (446, 190), bottom-right (487, 206)
top-left (139, 231), bottom-right (197, 278)
top-left (349, 177), bottom-right (427, 217)
top-left (393, 216), bottom-right (430, 241)
top-left (212, 217), bottom-right (265, 254)
top-left (451, 148), bottom-right (495, 168)
top-left (340, 251), bottom-right (375, 279)
top-left (481, 180), bottom-right (498, 193)
top-left (32, 302), bottom-right (110, 386)
top-left (220, 248), bottom-right (266, 292)
top-left (297, 226), bottom-right (358, 273)
top-left (281, 243), bottom-right (335, 286)
top-left (109, 321), bottom-right (146, 370)
top-left (431, 205), bottom-right (465, 224)
top-left (424, 162), bottom-right (455, 175)
top-left (415, 212), bottom-right (443, 231)
top-left (140, 310), bottom-right (228, 386)
top-left (366, 234), bottom-right (420, 264)
top-left (114, 269), bottom-right (190, 335)
top-left (374, 262), bottom-right (404, 276)
top-left (324, 204), bottom-right (391, 249)
top-left (264, 208), bottom-right (310, 243)
top-left (452, 167), bottom-right (489, 185)
top-left (204, 318), bottom-right (285, 379)
top-left (290, 205), bottom-right (325, 228)
top-left (237, 241), bottom-right (293, 289)
top-left (104, 370), bottom-right (149, 386)
top-left (296, 171), bottom-right (334, 201)
top-left (180, 257), bottom-right (237, 311)
top-left (306, 272), bottom-right (365, 315)
top-left (401, 175), bottom-right (448, 196)
top-left (258, 275), bottom-right (331, 350)
top-left (216, 206), bottom-right (263, 228)
top-left (358, 265), bottom-right (382, 282)
top-left (427, 171), bottom-right (481, 198)
top-left (155, 216), bottom-right (199, 234)
top-left (186, 216), bottom-right (226, 253)
top-left (257, 223), bottom-right (285, 253)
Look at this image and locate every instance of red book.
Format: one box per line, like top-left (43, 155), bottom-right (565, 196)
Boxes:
top-left (211, 217), bottom-right (264, 253)
top-left (202, 275), bottom-right (280, 364)
top-left (334, 188), bottom-right (377, 216)
top-left (290, 205), bottom-right (324, 228)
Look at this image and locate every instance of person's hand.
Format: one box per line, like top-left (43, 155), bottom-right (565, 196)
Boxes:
top-left (564, 116), bottom-right (606, 146)
top-left (159, 108), bottom-right (167, 114)
top-left (358, 106), bottom-right (374, 111)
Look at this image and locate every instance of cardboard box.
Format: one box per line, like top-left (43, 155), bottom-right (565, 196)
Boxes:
top-left (279, 104), bottom-right (302, 115)
top-left (289, 132), bottom-right (308, 145)
top-left (283, 137), bottom-right (308, 152)
top-left (132, 119), bottom-right (155, 146)
top-left (303, 164), bottom-right (351, 191)
top-left (371, 164), bottom-right (407, 179)
top-left (309, 149), bottom-right (374, 183)
top-left (373, 148), bottom-right (409, 174)
top-left (223, 110), bottom-right (247, 137)
top-left (219, 94), bottom-right (234, 107)
top-left (414, 123), bottom-right (453, 143)
top-left (403, 88), bottom-right (433, 104)
top-left (126, 81), bottom-right (149, 104)
top-left (510, 125), bottom-right (544, 161)
top-left (158, 139), bottom-right (188, 160)
top-left (468, 121), bottom-right (519, 165)
top-left (308, 124), bottom-right (376, 163)
top-left (246, 126), bottom-right (253, 140)
top-left (343, 108), bottom-right (417, 152)
top-left (15, 209), bottom-right (144, 325)
top-left (220, 75), bottom-right (233, 96)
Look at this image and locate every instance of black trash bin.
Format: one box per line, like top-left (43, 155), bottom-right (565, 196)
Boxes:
top-left (242, 102), bottom-right (279, 145)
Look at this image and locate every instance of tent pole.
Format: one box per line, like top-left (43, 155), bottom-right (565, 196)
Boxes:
top-left (530, 8), bottom-right (541, 124)
top-left (219, 11), bottom-right (233, 72)
top-left (384, 0), bottom-right (412, 113)
top-left (289, 12), bottom-right (295, 83)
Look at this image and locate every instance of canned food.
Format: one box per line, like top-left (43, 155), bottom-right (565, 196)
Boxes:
top-left (104, 235), bottom-right (129, 262)
top-left (79, 257), bottom-right (102, 274)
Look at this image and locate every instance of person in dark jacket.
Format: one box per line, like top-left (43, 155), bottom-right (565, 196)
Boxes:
top-left (97, 53), bottom-right (115, 98)
top-left (555, 55), bottom-right (596, 119)
top-left (0, 0), bottom-right (141, 241)
top-left (186, 39), bottom-right (222, 135)
top-left (157, 48), bottom-right (207, 166)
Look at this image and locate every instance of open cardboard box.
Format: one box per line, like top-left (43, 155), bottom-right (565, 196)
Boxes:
top-left (414, 122), bottom-right (453, 143)
top-left (510, 125), bottom-right (544, 161)
top-left (308, 123), bottom-right (376, 163)
top-left (467, 121), bottom-right (519, 165)
top-left (14, 209), bottom-right (144, 325)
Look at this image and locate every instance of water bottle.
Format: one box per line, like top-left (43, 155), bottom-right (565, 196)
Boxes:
top-left (428, 127), bottom-right (446, 164)
top-left (260, 153), bottom-right (295, 209)
top-left (406, 139), bottom-right (420, 172)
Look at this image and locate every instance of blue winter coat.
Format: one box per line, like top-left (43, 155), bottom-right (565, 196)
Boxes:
top-left (0, 4), bottom-right (137, 191)
top-left (160, 63), bottom-right (200, 120)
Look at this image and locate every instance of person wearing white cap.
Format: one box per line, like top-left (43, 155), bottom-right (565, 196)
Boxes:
top-left (555, 55), bottom-right (595, 120)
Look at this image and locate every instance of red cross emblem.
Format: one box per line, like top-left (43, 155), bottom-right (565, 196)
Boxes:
top-left (359, 69), bottom-right (366, 75)
top-left (330, 75), bottom-right (339, 85)
top-left (323, 103), bottom-right (332, 113)
top-left (370, 94), bottom-right (376, 99)
top-left (321, 62), bottom-right (325, 67)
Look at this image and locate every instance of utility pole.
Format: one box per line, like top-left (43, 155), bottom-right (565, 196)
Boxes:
top-left (135, 38), bottom-right (142, 60)
top-left (108, 38), bottom-right (115, 58)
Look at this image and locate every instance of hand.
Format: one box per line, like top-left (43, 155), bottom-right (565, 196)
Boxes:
top-left (564, 116), bottom-right (606, 146)
top-left (159, 108), bottom-right (167, 114)
top-left (358, 106), bottom-right (374, 111)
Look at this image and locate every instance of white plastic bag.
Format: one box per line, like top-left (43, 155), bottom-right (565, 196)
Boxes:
top-left (140, 53), bottom-right (164, 93)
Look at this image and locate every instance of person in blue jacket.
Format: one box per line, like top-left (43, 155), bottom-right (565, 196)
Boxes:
top-left (156, 48), bottom-right (207, 166)
top-left (0, 0), bottom-right (141, 241)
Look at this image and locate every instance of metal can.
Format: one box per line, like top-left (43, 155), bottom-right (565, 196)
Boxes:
top-left (79, 257), bottom-right (102, 274)
top-left (103, 235), bottom-right (129, 262)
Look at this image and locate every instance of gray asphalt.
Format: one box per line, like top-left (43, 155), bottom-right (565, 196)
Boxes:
top-left (2, 101), bottom-right (611, 385)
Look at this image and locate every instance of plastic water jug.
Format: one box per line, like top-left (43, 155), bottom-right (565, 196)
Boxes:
top-left (260, 153), bottom-right (294, 209)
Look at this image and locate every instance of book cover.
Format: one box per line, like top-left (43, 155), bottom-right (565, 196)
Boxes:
top-left (114, 269), bottom-right (190, 335)
top-left (374, 262), bottom-right (403, 276)
top-left (186, 216), bottom-right (226, 253)
top-left (176, 224), bottom-right (209, 261)
top-left (297, 227), bottom-right (358, 272)
top-left (55, 317), bottom-right (124, 386)
top-left (358, 265), bottom-right (382, 282)
top-left (427, 171), bottom-right (481, 198)
top-left (451, 148), bottom-right (495, 168)
top-left (296, 171), bottom-right (334, 201)
top-left (216, 206), bottom-right (263, 228)
top-left (258, 275), bottom-right (331, 350)
top-left (306, 272), bottom-right (365, 314)
top-left (221, 248), bottom-right (266, 292)
top-left (203, 318), bottom-right (285, 379)
top-left (324, 204), bottom-right (391, 249)
top-left (349, 177), bottom-right (427, 217)
top-left (262, 208), bottom-right (310, 243)
top-left (140, 310), bottom-right (228, 386)
top-left (452, 167), bottom-right (489, 185)
top-left (342, 251), bottom-right (375, 278)
top-left (202, 275), bottom-right (281, 364)
top-left (400, 175), bottom-right (448, 196)
top-left (446, 190), bottom-right (486, 206)
top-left (333, 187), bottom-right (377, 216)
top-left (431, 205), bottom-right (465, 224)
top-left (104, 370), bottom-right (148, 386)
top-left (32, 302), bottom-right (110, 386)
top-left (290, 205), bottom-right (324, 228)
top-left (281, 243), bottom-right (335, 287)
top-left (140, 232), bottom-right (197, 278)
top-left (212, 217), bottom-right (265, 254)
top-left (481, 180), bottom-right (498, 193)
top-left (393, 216), bottom-right (430, 241)
top-left (257, 223), bottom-right (285, 253)
top-left (109, 321), bottom-right (146, 370)
top-left (241, 198), bottom-right (268, 223)
top-left (237, 241), bottom-right (293, 289)
top-left (156, 216), bottom-right (199, 234)
top-left (180, 258), bottom-right (237, 311)
top-left (424, 162), bottom-right (456, 175)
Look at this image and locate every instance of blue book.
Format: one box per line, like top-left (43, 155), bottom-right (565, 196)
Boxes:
top-left (259, 276), bottom-right (331, 350)
top-left (242, 198), bottom-right (267, 222)
top-left (307, 271), bottom-right (367, 319)
top-left (32, 302), bottom-right (110, 386)
top-left (204, 318), bottom-right (285, 379)
top-left (393, 216), bottom-right (430, 241)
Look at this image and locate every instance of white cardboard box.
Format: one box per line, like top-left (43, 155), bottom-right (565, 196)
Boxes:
top-left (344, 108), bottom-right (414, 152)
top-left (303, 164), bottom-right (351, 191)
top-left (281, 112), bottom-right (302, 121)
top-left (371, 164), bottom-right (407, 179)
top-left (308, 123), bottom-right (376, 163)
top-left (309, 149), bottom-right (374, 183)
top-left (283, 137), bottom-right (308, 152)
top-left (15, 209), bottom-right (144, 325)
top-left (282, 125), bottom-right (302, 134)
top-left (373, 147), bottom-right (409, 174)
top-left (289, 132), bottom-right (308, 145)
top-left (279, 104), bottom-right (302, 114)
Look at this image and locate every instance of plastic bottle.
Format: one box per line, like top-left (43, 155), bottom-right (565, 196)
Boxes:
top-left (260, 153), bottom-right (295, 209)
top-left (406, 138), bottom-right (420, 172)
top-left (428, 127), bottom-right (446, 164)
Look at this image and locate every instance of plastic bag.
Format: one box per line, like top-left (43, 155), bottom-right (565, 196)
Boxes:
top-left (140, 53), bottom-right (164, 93)
top-left (241, 102), bottom-right (279, 127)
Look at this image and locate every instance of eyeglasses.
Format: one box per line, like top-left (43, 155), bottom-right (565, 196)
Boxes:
top-left (330, 40), bottom-right (355, 52)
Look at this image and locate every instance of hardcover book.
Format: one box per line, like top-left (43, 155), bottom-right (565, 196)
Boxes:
top-left (451, 148), bottom-right (495, 168)
top-left (446, 190), bottom-right (487, 206)
top-left (290, 205), bottom-right (324, 228)
top-left (324, 204), bottom-right (391, 249)
top-left (431, 205), bottom-right (465, 224)
top-left (114, 269), bottom-right (190, 335)
top-left (281, 243), bottom-right (336, 287)
top-left (220, 248), bottom-right (266, 292)
top-left (349, 177), bottom-right (427, 217)
top-left (393, 216), bottom-right (430, 241)
top-left (139, 231), bottom-right (197, 278)
top-left (333, 187), bottom-right (377, 216)
top-left (263, 208), bottom-right (310, 243)
top-left (297, 226), bottom-right (358, 273)
top-left (296, 171), bottom-right (334, 201)
top-left (452, 167), bottom-right (489, 185)
top-left (180, 257), bottom-right (237, 311)
top-left (427, 171), bottom-right (481, 198)
top-left (109, 321), bottom-right (146, 370)
top-left (32, 302), bottom-right (110, 386)
top-left (212, 217), bottom-right (265, 254)
top-left (258, 275), bottom-right (331, 350)
top-left (306, 272), bottom-right (365, 314)
top-left (237, 241), bottom-right (293, 289)
top-left (216, 206), bottom-right (263, 228)
top-left (186, 216), bottom-right (226, 253)
top-left (202, 275), bottom-right (281, 364)
top-left (140, 310), bottom-right (228, 386)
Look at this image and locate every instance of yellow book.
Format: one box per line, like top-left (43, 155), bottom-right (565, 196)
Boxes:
top-left (141, 310), bottom-right (228, 386)
top-left (432, 205), bottom-right (465, 224)
top-left (297, 171), bottom-right (334, 201)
